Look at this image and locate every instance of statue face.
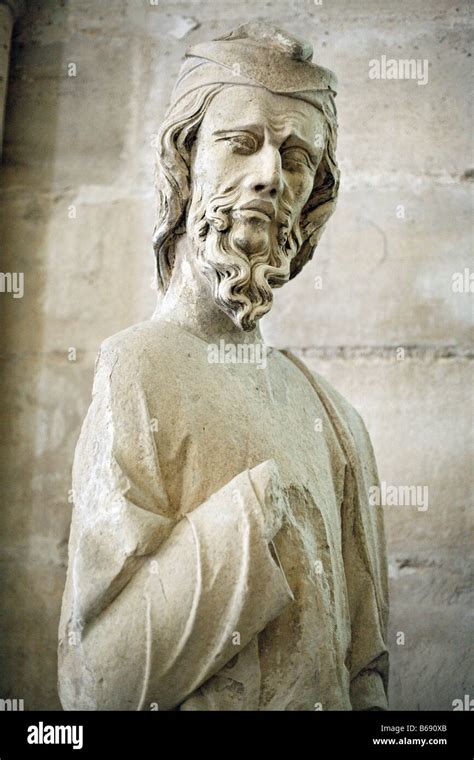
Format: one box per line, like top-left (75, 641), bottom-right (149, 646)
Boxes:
top-left (187, 85), bottom-right (326, 331)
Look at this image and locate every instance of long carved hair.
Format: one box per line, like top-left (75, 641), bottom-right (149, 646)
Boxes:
top-left (152, 84), bottom-right (340, 293)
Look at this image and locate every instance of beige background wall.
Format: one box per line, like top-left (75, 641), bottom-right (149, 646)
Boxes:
top-left (0, 0), bottom-right (472, 710)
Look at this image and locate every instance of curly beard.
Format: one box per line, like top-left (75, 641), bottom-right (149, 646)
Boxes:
top-left (186, 184), bottom-right (303, 331)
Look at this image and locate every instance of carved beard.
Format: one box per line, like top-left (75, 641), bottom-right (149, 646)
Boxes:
top-left (187, 184), bottom-right (303, 332)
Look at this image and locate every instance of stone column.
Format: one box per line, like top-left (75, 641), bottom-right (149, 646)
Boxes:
top-left (0, 0), bottom-right (24, 159)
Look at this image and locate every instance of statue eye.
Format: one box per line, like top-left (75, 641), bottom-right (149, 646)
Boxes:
top-left (226, 134), bottom-right (258, 155)
top-left (281, 147), bottom-right (313, 170)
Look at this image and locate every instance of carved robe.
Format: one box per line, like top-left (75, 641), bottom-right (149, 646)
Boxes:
top-left (58, 318), bottom-right (389, 711)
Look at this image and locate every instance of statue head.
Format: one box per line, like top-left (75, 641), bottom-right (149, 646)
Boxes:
top-left (153, 23), bottom-right (340, 332)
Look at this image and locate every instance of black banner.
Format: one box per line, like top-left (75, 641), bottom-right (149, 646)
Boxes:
top-left (0, 710), bottom-right (471, 757)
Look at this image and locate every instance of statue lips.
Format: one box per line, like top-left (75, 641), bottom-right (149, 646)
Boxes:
top-left (234, 200), bottom-right (275, 222)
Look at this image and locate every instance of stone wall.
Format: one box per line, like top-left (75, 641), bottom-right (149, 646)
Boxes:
top-left (0, 0), bottom-right (471, 710)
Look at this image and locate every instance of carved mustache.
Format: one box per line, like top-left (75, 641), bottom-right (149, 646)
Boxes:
top-left (233, 199), bottom-right (276, 221)
top-left (203, 185), bottom-right (294, 248)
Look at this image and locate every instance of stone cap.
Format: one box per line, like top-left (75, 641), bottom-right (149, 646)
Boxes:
top-left (171, 22), bottom-right (337, 109)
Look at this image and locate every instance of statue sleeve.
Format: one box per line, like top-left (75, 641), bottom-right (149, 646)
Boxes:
top-left (58, 341), bottom-right (294, 711)
top-left (318, 384), bottom-right (390, 710)
top-left (340, 425), bottom-right (390, 711)
top-left (280, 351), bottom-right (390, 711)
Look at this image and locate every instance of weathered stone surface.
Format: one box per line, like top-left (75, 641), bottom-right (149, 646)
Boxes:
top-left (0, 0), bottom-right (471, 713)
top-left (56, 23), bottom-right (389, 711)
top-left (0, 192), bottom-right (156, 351)
top-left (0, 559), bottom-right (65, 710)
top-left (299, 354), bottom-right (473, 710)
top-left (263, 185), bottom-right (474, 348)
top-left (301, 354), bottom-right (472, 550)
top-left (4, 33), bottom-right (135, 188)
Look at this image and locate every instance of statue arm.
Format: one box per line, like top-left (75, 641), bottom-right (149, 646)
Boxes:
top-left (278, 350), bottom-right (390, 710)
top-left (58, 342), bottom-right (293, 711)
top-left (341, 422), bottom-right (390, 711)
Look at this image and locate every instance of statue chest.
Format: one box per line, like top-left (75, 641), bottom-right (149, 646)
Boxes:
top-left (151, 346), bottom-right (347, 538)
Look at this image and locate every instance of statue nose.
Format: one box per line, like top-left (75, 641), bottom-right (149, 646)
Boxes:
top-left (248, 147), bottom-right (284, 198)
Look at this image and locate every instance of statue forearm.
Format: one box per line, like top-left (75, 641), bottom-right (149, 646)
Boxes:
top-left (58, 461), bottom-right (293, 711)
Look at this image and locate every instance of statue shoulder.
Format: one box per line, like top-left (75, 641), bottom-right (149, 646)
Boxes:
top-left (94, 320), bottom-right (176, 386)
top-left (312, 368), bottom-right (369, 438)
top-left (279, 349), bottom-right (373, 454)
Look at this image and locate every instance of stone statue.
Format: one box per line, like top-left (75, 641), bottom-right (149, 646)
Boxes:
top-left (58, 23), bottom-right (389, 711)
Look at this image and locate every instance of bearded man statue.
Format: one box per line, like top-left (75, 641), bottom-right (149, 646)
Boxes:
top-left (58, 22), bottom-right (389, 712)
